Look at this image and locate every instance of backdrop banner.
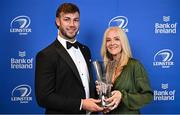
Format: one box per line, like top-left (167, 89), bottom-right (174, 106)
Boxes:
top-left (0, 0), bottom-right (179, 114)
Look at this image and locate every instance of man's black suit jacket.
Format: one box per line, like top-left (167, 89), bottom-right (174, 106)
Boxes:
top-left (35, 39), bottom-right (96, 114)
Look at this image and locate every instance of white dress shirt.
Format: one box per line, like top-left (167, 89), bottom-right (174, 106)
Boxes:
top-left (57, 35), bottom-right (90, 99)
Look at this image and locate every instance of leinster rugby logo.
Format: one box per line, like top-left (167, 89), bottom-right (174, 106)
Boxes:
top-left (10, 15), bottom-right (32, 35)
top-left (108, 16), bottom-right (128, 32)
top-left (11, 84), bottom-right (32, 103)
top-left (153, 49), bottom-right (174, 68)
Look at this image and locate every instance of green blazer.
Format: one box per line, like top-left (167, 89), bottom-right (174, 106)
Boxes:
top-left (110, 58), bottom-right (153, 114)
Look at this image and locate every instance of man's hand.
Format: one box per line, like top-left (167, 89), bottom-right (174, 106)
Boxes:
top-left (82, 98), bottom-right (103, 112)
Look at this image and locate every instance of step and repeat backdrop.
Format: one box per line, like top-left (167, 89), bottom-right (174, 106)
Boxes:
top-left (0, 0), bottom-right (179, 114)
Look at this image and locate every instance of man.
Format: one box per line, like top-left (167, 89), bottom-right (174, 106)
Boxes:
top-left (35, 3), bottom-right (103, 114)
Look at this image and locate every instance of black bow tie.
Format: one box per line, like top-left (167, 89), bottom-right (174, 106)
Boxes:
top-left (66, 41), bottom-right (78, 49)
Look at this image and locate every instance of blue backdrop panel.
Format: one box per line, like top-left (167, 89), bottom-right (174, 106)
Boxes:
top-left (0, 0), bottom-right (179, 114)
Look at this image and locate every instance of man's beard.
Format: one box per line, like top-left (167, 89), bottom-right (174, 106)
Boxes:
top-left (60, 28), bottom-right (78, 39)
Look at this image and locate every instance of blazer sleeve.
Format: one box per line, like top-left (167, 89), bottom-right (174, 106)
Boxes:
top-left (35, 51), bottom-right (81, 112)
top-left (121, 61), bottom-right (153, 110)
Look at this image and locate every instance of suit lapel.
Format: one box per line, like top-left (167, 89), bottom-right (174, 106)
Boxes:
top-left (53, 40), bottom-right (83, 86)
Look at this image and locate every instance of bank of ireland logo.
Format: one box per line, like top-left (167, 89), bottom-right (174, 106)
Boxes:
top-left (10, 15), bottom-right (32, 35)
top-left (154, 16), bottom-right (177, 34)
top-left (11, 51), bottom-right (33, 69)
top-left (153, 49), bottom-right (174, 68)
top-left (162, 83), bottom-right (168, 90)
top-left (11, 84), bottom-right (32, 103)
top-left (154, 83), bottom-right (175, 101)
top-left (19, 51), bottom-right (26, 57)
top-left (108, 16), bottom-right (128, 32)
top-left (163, 16), bottom-right (170, 22)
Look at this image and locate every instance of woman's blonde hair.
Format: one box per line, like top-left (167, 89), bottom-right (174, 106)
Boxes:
top-left (101, 27), bottom-right (132, 80)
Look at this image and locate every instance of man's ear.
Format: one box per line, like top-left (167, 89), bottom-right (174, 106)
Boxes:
top-left (56, 17), bottom-right (60, 27)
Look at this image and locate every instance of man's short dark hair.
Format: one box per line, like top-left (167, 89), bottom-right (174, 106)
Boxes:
top-left (56, 3), bottom-right (80, 18)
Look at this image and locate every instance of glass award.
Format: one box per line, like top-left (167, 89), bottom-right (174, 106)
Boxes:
top-left (92, 60), bottom-right (116, 107)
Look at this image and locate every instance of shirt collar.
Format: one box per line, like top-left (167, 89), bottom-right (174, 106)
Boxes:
top-left (57, 33), bottom-right (77, 49)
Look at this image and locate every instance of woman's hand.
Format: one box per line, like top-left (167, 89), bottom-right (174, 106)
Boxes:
top-left (104, 90), bottom-right (122, 112)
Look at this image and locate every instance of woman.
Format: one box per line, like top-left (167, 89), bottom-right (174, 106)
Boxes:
top-left (100, 26), bottom-right (153, 114)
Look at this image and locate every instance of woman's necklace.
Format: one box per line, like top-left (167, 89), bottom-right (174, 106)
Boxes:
top-left (112, 58), bottom-right (121, 83)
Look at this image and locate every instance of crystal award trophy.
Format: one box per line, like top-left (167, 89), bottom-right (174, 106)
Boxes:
top-left (92, 60), bottom-right (116, 107)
